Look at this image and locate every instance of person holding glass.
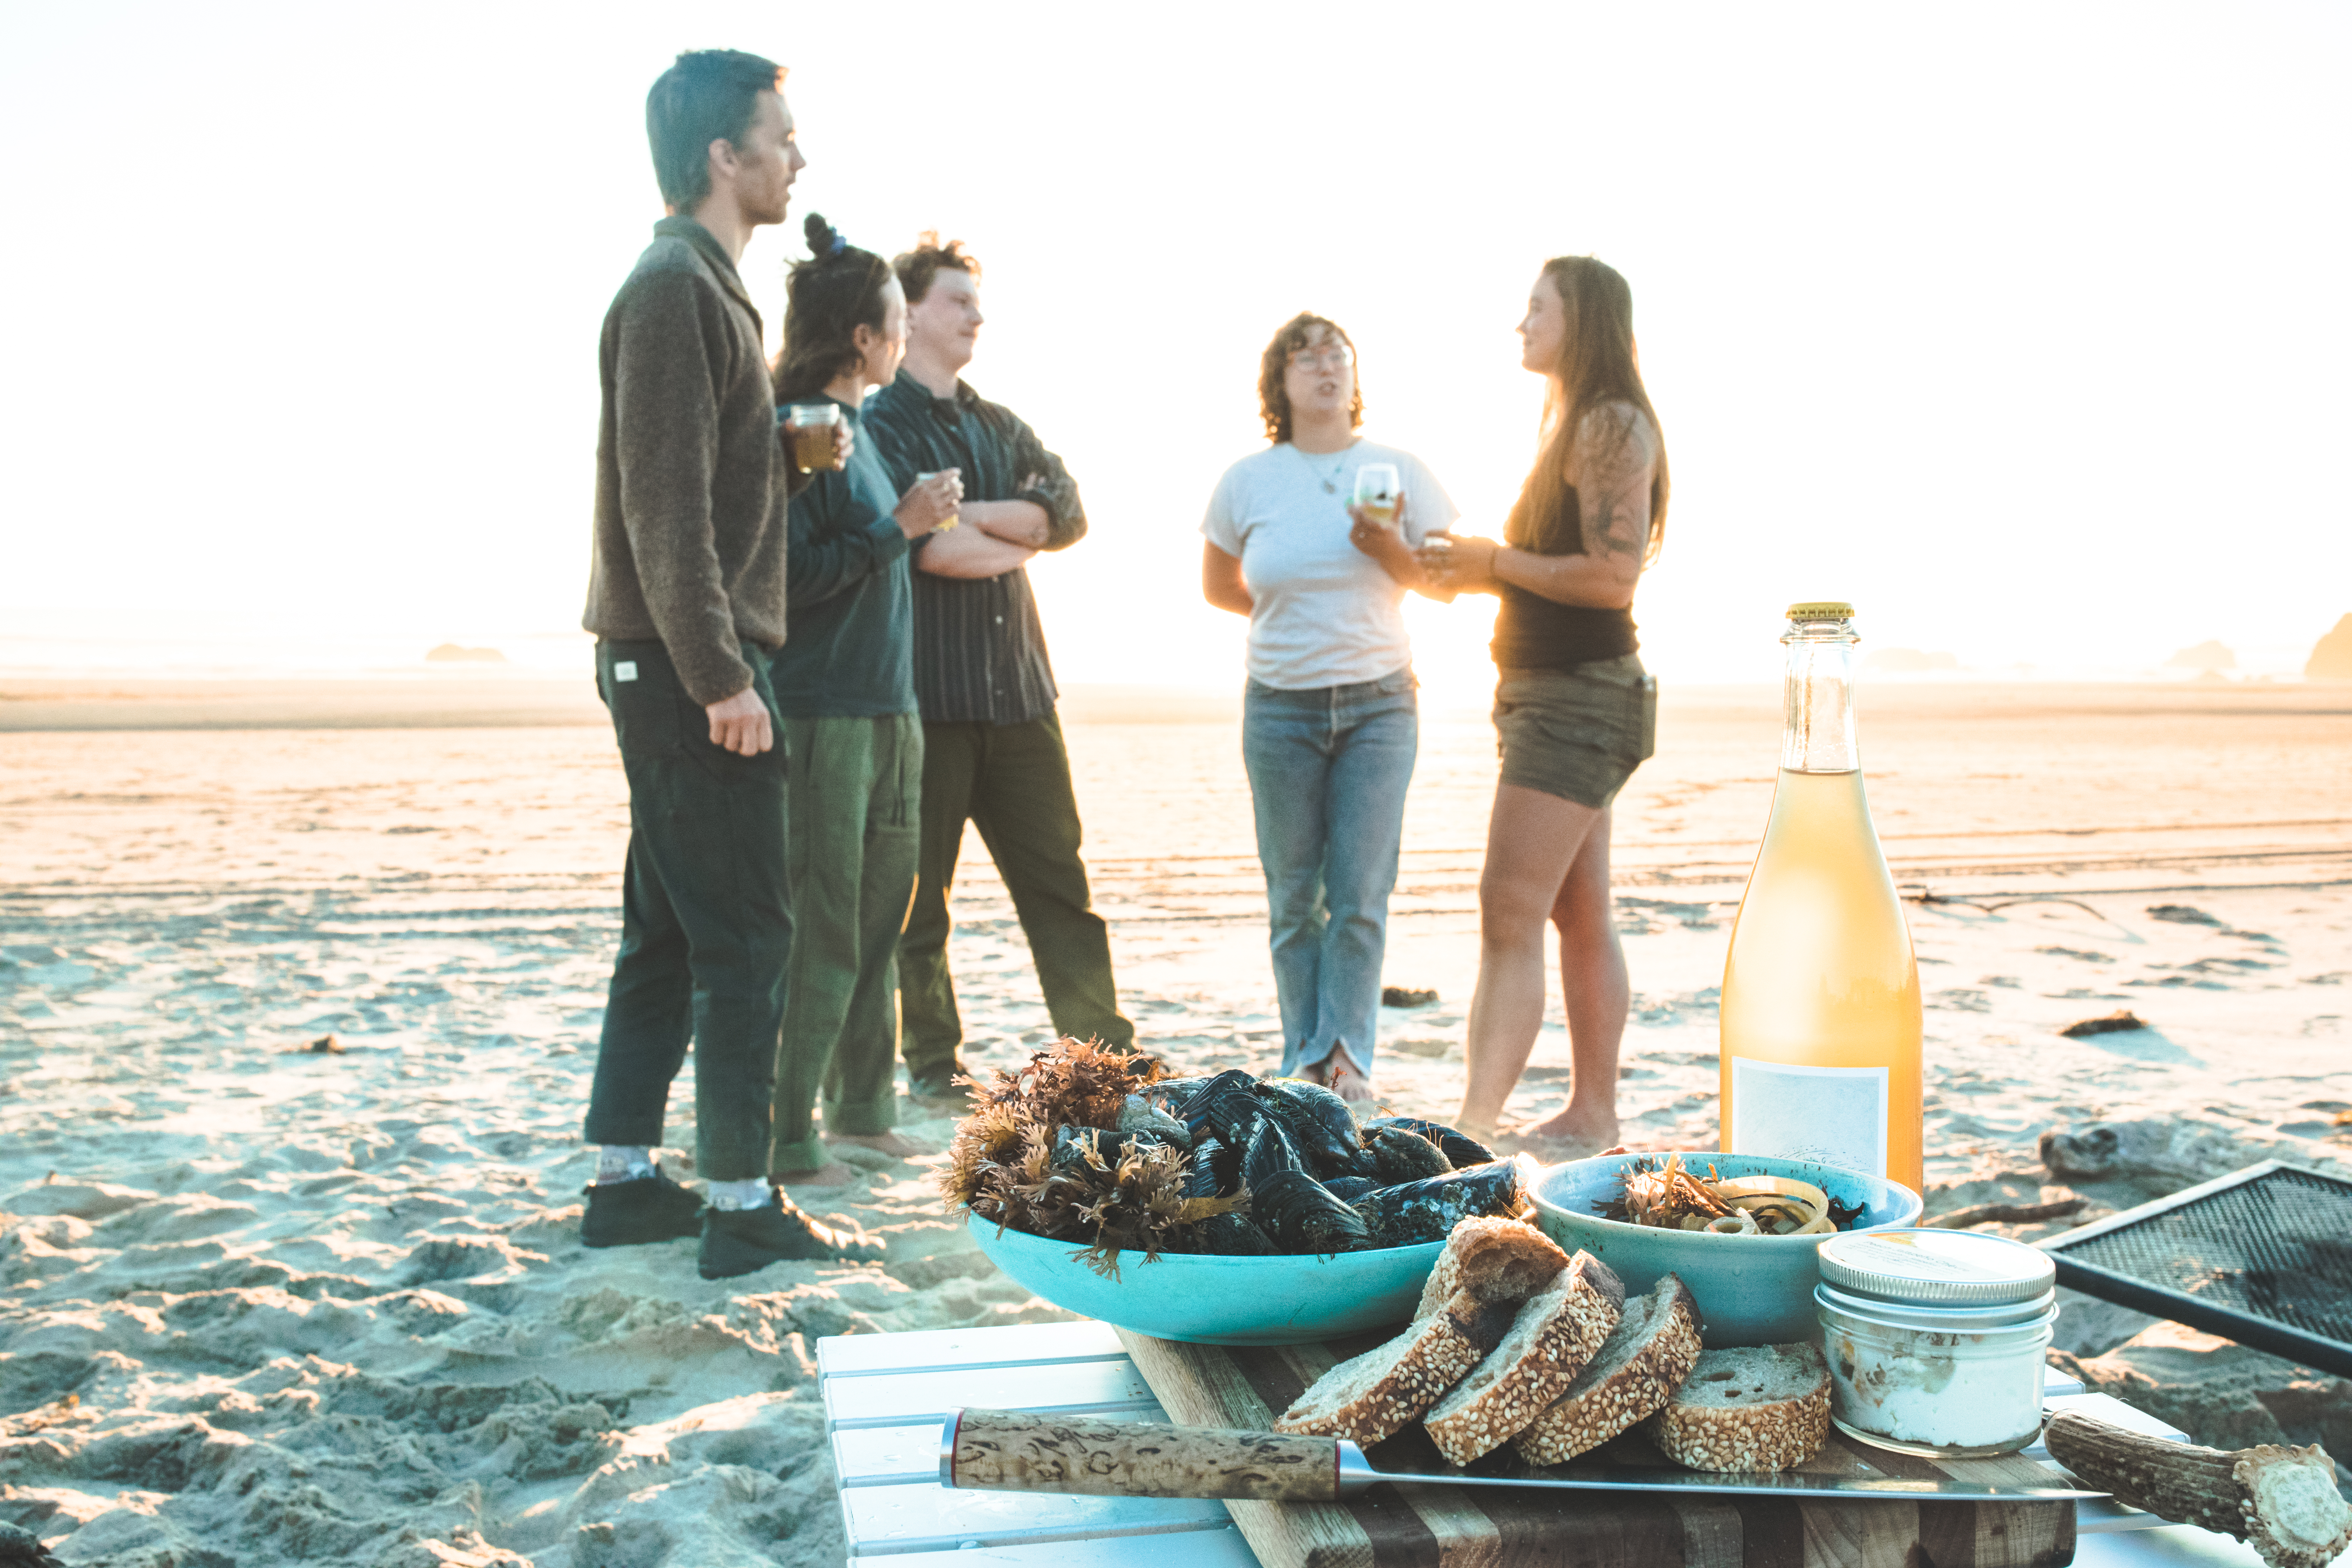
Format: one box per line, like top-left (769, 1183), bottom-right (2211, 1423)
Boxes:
top-left (1418, 256), bottom-right (1667, 1151)
top-left (764, 215), bottom-right (961, 1194)
top-left (1200, 313), bottom-right (1457, 1103)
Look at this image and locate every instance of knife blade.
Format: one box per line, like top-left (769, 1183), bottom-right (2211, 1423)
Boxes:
top-left (940, 1409), bottom-right (2109, 1504)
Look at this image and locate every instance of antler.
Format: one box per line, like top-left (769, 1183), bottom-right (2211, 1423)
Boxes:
top-left (2044, 1410), bottom-right (2352, 1568)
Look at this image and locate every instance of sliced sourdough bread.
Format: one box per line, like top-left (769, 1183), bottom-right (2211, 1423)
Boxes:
top-left (1422, 1251), bottom-right (1627, 1465)
top-left (1274, 1288), bottom-right (1511, 1446)
top-left (1412, 1216), bottom-right (1570, 1319)
top-left (1639, 1340), bottom-right (1829, 1472)
top-left (1513, 1272), bottom-right (1703, 1465)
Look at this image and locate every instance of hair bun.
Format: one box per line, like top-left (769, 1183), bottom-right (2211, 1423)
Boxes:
top-left (803, 213), bottom-right (845, 259)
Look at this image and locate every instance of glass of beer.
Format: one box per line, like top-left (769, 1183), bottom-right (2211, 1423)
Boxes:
top-left (1353, 463), bottom-right (1401, 526)
top-left (784, 403), bottom-right (842, 473)
top-left (916, 472), bottom-right (960, 530)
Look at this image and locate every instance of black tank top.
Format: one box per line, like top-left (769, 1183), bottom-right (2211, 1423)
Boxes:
top-left (1488, 486), bottom-right (1638, 670)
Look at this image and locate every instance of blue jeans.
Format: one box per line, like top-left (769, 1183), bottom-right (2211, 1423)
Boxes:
top-left (1241, 666), bottom-right (1419, 1079)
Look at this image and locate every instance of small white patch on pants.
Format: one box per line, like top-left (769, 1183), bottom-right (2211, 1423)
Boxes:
top-left (615, 662), bottom-right (638, 682)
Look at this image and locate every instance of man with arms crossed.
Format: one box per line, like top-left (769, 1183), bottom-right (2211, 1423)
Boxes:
top-left (579, 49), bottom-right (877, 1278)
top-left (864, 236), bottom-right (1135, 1107)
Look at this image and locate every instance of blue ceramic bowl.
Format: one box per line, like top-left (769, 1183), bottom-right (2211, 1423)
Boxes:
top-left (1527, 1153), bottom-right (1923, 1348)
top-left (966, 1213), bottom-right (1444, 1345)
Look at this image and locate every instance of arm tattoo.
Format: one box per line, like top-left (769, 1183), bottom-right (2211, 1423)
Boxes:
top-left (1577, 406), bottom-right (1653, 581)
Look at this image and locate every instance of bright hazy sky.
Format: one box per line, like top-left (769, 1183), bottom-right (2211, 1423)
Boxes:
top-left (4, 2), bottom-right (2347, 686)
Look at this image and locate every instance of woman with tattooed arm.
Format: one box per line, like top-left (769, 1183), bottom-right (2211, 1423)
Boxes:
top-left (1419, 256), bottom-right (1669, 1151)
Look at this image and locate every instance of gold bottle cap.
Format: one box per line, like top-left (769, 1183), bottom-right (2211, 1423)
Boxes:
top-left (1786, 601), bottom-right (1856, 620)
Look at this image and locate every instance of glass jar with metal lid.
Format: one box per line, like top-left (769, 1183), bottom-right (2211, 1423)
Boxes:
top-left (1815, 1227), bottom-right (2059, 1457)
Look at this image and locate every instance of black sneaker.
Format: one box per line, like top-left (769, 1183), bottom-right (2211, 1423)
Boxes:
top-left (698, 1194), bottom-right (884, 1279)
top-left (580, 1164), bottom-right (705, 1248)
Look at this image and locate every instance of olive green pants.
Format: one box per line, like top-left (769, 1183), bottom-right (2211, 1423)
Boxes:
top-left (768, 713), bottom-right (923, 1173)
top-left (899, 713), bottom-right (1133, 1083)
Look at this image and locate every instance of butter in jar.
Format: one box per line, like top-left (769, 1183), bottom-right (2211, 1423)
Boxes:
top-left (1814, 1227), bottom-right (2059, 1458)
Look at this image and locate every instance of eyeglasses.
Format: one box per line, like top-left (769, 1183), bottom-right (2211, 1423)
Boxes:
top-left (1289, 347), bottom-right (1354, 372)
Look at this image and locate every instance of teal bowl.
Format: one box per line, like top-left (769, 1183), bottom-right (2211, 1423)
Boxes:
top-left (1528, 1153), bottom-right (1922, 1349)
top-left (966, 1213), bottom-right (1444, 1345)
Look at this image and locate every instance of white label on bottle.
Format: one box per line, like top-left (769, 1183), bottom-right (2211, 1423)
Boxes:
top-left (1729, 1058), bottom-right (1888, 1176)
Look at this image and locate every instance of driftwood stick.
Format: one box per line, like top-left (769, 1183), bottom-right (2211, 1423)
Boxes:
top-left (2044, 1410), bottom-right (2352, 1568)
top-left (1922, 1198), bottom-right (2087, 1230)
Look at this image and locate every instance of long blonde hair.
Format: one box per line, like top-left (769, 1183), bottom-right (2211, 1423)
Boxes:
top-left (1505, 256), bottom-right (1669, 562)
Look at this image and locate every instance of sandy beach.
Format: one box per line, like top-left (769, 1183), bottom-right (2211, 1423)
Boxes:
top-left (3, 680), bottom-right (2349, 1565)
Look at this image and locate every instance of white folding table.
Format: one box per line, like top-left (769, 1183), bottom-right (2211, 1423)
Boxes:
top-left (818, 1321), bottom-right (2273, 1566)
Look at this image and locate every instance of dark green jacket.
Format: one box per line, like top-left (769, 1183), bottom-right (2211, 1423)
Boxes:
top-left (769, 398), bottom-right (916, 716)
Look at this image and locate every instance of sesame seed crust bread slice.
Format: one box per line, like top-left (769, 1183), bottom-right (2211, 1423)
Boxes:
top-left (1412, 1216), bottom-right (1572, 1320)
top-left (1422, 1250), bottom-right (1626, 1465)
top-left (1639, 1340), bottom-right (1830, 1473)
top-left (1513, 1272), bottom-right (1704, 1466)
top-left (1274, 1288), bottom-right (1510, 1447)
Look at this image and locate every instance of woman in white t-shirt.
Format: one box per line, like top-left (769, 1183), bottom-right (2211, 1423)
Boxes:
top-left (1200, 313), bottom-right (1458, 1102)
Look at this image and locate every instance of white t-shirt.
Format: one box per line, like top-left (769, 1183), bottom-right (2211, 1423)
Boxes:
top-left (1201, 440), bottom-right (1459, 691)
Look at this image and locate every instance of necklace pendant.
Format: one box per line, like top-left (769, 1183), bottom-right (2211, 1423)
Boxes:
top-left (1321, 480), bottom-right (1336, 493)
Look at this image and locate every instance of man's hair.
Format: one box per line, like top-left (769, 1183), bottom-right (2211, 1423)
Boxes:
top-left (893, 231), bottom-right (981, 305)
top-left (1257, 312), bottom-right (1364, 444)
top-left (645, 49), bottom-right (785, 210)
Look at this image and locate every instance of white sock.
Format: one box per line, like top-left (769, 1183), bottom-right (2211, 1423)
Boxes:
top-left (708, 1178), bottom-right (771, 1211)
top-left (597, 1146), bottom-right (655, 1184)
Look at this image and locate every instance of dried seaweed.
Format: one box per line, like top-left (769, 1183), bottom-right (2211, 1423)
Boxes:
top-left (939, 1036), bottom-right (1242, 1275)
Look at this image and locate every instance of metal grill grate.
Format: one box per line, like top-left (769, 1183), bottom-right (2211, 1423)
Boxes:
top-left (2043, 1161), bottom-right (2352, 1378)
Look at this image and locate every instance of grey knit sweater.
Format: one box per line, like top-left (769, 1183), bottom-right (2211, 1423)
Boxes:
top-left (582, 217), bottom-right (786, 706)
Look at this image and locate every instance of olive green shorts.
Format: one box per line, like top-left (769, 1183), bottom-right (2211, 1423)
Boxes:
top-left (1494, 655), bottom-right (1658, 809)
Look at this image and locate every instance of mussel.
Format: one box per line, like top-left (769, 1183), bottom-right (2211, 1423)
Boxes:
top-left (1252, 1077), bottom-right (1374, 1179)
top-left (1117, 1093), bottom-right (1192, 1149)
top-left (1351, 1155), bottom-right (1532, 1246)
top-left (1181, 1134), bottom-right (1238, 1199)
top-left (1180, 1069), bottom-right (1265, 1150)
top-left (1189, 1210), bottom-right (1278, 1255)
top-left (1321, 1175), bottom-right (1378, 1204)
top-left (1251, 1169), bottom-right (1371, 1255)
top-left (1364, 1115), bottom-right (1497, 1170)
top-left (1365, 1124), bottom-right (1453, 1185)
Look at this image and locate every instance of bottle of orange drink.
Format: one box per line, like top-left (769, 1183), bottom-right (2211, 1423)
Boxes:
top-left (1718, 602), bottom-right (1923, 1195)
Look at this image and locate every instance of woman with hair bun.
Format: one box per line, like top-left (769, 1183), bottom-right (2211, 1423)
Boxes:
top-left (1200, 313), bottom-right (1458, 1104)
top-left (1421, 255), bottom-right (1668, 1150)
top-left (765, 214), bottom-right (962, 1189)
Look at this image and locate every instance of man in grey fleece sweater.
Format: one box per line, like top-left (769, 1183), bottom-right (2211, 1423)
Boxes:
top-left (578, 49), bottom-right (877, 1279)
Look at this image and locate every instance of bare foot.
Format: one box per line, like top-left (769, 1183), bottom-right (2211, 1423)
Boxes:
top-left (828, 1130), bottom-right (930, 1159)
top-left (1321, 1044), bottom-right (1376, 1107)
top-left (772, 1162), bottom-right (859, 1189)
top-left (1513, 1104), bottom-right (1620, 1152)
top-left (1451, 1111), bottom-right (1502, 1146)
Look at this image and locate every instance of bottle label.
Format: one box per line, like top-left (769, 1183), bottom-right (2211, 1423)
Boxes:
top-left (1729, 1058), bottom-right (1888, 1176)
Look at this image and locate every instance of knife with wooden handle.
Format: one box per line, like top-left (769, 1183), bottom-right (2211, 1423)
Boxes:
top-left (939, 1409), bottom-right (2109, 1503)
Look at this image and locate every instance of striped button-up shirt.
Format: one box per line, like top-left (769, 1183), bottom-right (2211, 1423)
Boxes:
top-left (862, 369), bottom-right (1088, 725)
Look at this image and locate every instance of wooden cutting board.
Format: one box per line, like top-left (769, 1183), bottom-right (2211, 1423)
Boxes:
top-left (1116, 1326), bottom-right (2077, 1568)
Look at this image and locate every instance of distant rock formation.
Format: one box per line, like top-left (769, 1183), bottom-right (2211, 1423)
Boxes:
top-left (2163, 639), bottom-right (2234, 672)
top-left (425, 644), bottom-right (507, 664)
top-left (2308, 615), bottom-right (2352, 681)
top-left (1864, 648), bottom-right (1959, 674)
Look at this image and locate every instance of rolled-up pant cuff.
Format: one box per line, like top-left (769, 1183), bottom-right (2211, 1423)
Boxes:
top-left (822, 1086), bottom-right (898, 1137)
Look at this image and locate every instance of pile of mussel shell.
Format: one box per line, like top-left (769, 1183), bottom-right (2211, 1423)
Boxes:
top-left (1047, 1068), bottom-right (1531, 1256)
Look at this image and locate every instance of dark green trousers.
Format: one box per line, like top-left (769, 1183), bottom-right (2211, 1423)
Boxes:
top-left (583, 638), bottom-right (791, 1182)
top-left (900, 712), bottom-right (1133, 1081)
top-left (769, 713), bottom-right (922, 1172)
